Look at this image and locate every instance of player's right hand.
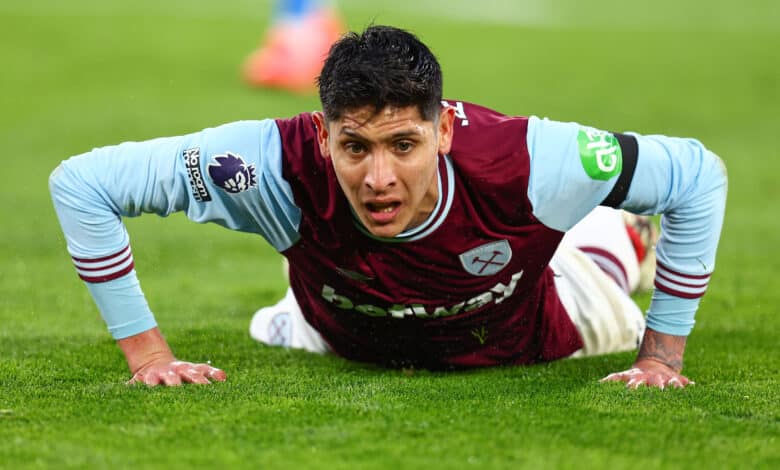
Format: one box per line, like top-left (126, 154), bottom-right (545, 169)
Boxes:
top-left (127, 360), bottom-right (227, 387)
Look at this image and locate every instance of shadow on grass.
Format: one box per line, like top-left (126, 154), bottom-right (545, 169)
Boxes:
top-left (0, 327), bottom-right (635, 390)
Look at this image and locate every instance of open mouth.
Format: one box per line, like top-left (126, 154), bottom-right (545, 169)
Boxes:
top-left (367, 202), bottom-right (399, 213)
top-left (365, 201), bottom-right (401, 223)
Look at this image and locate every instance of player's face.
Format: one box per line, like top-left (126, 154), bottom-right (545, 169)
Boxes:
top-left (313, 105), bottom-right (455, 238)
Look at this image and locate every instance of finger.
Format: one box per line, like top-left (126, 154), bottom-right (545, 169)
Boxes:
top-left (180, 368), bottom-right (210, 385)
top-left (160, 370), bottom-right (183, 387)
top-left (600, 368), bottom-right (641, 383)
top-left (599, 372), bottom-right (625, 382)
top-left (191, 363), bottom-right (213, 375)
top-left (600, 370), bottom-right (632, 382)
top-left (666, 376), bottom-right (687, 389)
top-left (207, 368), bottom-right (227, 382)
top-left (192, 363), bottom-right (227, 382)
top-left (143, 371), bottom-right (162, 387)
top-left (626, 377), bottom-right (646, 389)
top-left (171, 362), bottom-right (211, 385)
top-left (646, 373), bottom-right (667, 390)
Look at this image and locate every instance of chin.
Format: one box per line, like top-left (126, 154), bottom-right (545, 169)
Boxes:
top-left (358, 211), bottom-right (408, 238)
top-left (367, 224), bottom-right (403, 238)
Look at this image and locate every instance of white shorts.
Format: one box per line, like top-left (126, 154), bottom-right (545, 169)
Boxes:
top-left (249, 286), bottom-right (332, 354)
top-left (250, 207), bottom-right (646, 359)
top-left (554, 206), bottom-right (647, 356)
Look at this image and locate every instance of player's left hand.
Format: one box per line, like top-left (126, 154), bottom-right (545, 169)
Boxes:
top-left (599, 359), bottom-right (694, 390)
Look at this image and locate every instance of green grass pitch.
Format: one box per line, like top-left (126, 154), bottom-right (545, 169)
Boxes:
top-left (1, 0), bottom-right (778, 468)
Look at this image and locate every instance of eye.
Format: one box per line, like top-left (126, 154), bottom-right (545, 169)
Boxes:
top-left (344, 142), bottom-right (367, 155)
top-left (395, 140), bottom-right (414, 153)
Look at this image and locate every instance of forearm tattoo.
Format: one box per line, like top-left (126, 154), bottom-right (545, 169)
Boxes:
top-left (636, 328), bottom-right (687, 372)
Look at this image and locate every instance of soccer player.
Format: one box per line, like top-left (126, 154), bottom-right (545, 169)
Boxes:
top-left (49, 26), bottom-right (727, 389)
top-left (243, 0), bottom-right (344, 92)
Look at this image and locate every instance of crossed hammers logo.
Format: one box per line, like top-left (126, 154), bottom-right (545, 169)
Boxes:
top-left (268, 313), bottom-right (289, 345)
top-left (472, 250), bottom-right (504, 274)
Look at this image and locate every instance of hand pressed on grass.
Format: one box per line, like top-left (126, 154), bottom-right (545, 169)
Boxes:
top-left (600, 327), bottom-right (694, 390)
top-left (600, 362), bottom-right (694, 390)
top-left (127, 360), bottom-right (227, 387)
top-left (119, 327), bottom-right (226, 387)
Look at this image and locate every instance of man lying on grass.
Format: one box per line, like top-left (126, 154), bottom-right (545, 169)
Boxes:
top-left (50, 25), bottom-right (726, 389)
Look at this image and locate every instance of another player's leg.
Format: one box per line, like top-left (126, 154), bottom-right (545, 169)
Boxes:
top-left (242, 0), bottom-right (345, 92)
top-left (552, 207), bottom-right (657, 357)
top-left (562, 206), bottom-right (657, 294)
top-left (249, 259), bottom-right (331, 353)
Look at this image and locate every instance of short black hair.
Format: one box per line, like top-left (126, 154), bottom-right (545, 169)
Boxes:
top-left (317, 25), bottom-right (443, 123)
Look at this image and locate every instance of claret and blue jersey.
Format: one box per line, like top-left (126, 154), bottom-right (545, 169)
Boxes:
top-left (49, 101), bottom-right (727, 368)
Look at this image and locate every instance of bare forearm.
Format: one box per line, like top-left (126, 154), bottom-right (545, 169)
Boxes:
top-left (635, 327), bottom-right (687, 372)
top-left (117, 327), bottom-right (175, 374)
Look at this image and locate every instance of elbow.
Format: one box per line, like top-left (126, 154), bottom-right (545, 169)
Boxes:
top-left (49, 160), bottom-right (79, 206)
top-left (717, 154), bottom-right (728, 190)
top-left (694, 148), bottom-right (728, 225)
top-left (49, 163), bottom-right (66, 200)
top-left (706, 149), bottom-right (728, 197)
top-left (693, 138), bottom-right (728, 199)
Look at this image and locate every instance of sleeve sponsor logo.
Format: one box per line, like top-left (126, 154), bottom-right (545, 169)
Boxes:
top-left (183, 147), bottom-right (212, 202)
top-left (577, 128), bottom-right (622, 180)
top-left (207, 152), bottom-right (258, 194)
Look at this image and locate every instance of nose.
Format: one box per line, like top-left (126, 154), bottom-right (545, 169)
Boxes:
top-left (364, 151), bottom-right (396, 192)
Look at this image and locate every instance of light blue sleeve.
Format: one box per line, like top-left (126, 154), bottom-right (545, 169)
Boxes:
top-left (527, 116), bottom-right (727, 336)
top-left (622, 134), bottom-right (726, 336)
top-left (49, 120), bottom-right (301, 339)
top-left (526, 116), bottom-right (618, 232)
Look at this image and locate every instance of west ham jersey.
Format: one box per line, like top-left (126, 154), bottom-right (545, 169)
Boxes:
top-left (277, 103), bottom-right (580, 368)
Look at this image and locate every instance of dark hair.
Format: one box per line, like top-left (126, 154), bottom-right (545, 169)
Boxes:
top-left (317, 25), bottom-right (443, 122)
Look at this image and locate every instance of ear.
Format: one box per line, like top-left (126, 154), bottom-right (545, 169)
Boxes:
top-left (437, 105), bottom-right (456, 156)
top-left (311, 111), bottom-right (331, 159)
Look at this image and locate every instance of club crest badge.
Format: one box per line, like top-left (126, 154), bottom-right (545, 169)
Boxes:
top-left (207, 152), bottom-right (257, 194)
top-left (459, 240), bottom-right (512, 276)
top-left (267, 312), bottom-right (291, 347)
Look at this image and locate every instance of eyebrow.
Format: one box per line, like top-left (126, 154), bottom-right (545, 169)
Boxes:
top-left (338, 128), bottom-right (423, 140)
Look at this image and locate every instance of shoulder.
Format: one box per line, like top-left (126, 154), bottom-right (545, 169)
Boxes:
top-left (444, 100), bottom-right (529, 133)
top-left (445, 100), bottom-right (530, 161)
top-left (274, 112), bottom-right (325, 176)
top-left (443, 101), bottom-right (535, 220)
top-left (445, 100), bottom-right (531, 181)
top-left (274, 112), bottom-right (342, 219)
top-left (275, 112), bottom-right (319, 154)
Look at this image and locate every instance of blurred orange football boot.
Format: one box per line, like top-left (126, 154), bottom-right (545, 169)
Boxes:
top-left (242, 9), bottom-right (344, 93)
